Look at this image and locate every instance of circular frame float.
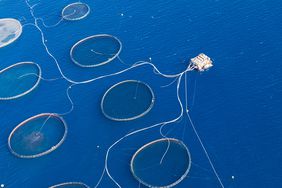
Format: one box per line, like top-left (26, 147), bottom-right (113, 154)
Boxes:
top-left (101, 80), bottom-right (155, 121)
top-left (8, 113), bottom-right (68, 159)
top-left (70, 34), bottom-right (122, 68)
top-left (0, 61), bottom-right (41, 100)
top-left (130, 138), bottom-right (192, 188)
top-left (62, 2), bottom-right (90, 21)
top-left (0, 18), bottom-right (22, 48)
top-left (49, 182), bottom-right (90, 188)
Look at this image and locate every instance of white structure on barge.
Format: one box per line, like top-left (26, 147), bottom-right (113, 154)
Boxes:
top-left (190, 53), bottom-right (213, 71)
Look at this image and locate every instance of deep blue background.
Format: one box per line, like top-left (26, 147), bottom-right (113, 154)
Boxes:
top-left (0, 0), bottom-right (282, 187)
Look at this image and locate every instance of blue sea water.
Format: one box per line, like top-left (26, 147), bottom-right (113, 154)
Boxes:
top-left (0, 0), bottom-right (282, 188)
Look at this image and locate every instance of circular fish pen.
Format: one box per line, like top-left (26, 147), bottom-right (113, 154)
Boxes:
top-left (49, 182), bottom-right (90, 188)
top-left (130, 138), bottom-right (191, 188)
top-left (0, 62), bottom-right (41, 100)
top-left (0, 18), bottom-right (22, 48)
top-left (62, 2), bottom-right (90, 21)
top-left (8, 113), bottom-right (67, 159)
top-left (70, 34), bottom-right (122, 67)
top-left (101, 80), bottom-right (155, 121)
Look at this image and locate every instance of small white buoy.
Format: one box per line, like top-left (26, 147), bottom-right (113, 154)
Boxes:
top-left (1, 184), bottom-right (5, 187)
top-left (231, 175), bottom-right (235, 179)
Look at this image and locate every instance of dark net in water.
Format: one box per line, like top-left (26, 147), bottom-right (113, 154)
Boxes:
top-left (49, 182), bottom-right (90, 188)
top-left (131, 138), bottom-right (191, 188)
top-left (70, 34), bottom-right (122, 67)
top-left (0, 62), bottom-right (41, 100)
top-left (8, 113), bottom-right (67, 158)
top-left (62, 2), bottom-right (90, 21)
top-left (101, 80), bottom-right (155, 121)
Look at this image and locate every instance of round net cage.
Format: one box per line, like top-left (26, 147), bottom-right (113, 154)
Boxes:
top-left (49, 182), bottom-right (90, 188)
top-left (8, 113), bottom-right (68, 159)
top-left (0, 18), bottom-right (22, 48)
top-left (62, 2), bottom-right (90, 21)
top-left (0, 62), bottom-right (41, 100)
top-left (130, 138), bottom-right (191, 188)
top-left (70, 34), bottom-right (122, 67)
top-left (101, 80), bottom-right (155, 121)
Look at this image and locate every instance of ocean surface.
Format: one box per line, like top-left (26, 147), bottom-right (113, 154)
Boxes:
top-left (0, 0), bottom-right (282, 187)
